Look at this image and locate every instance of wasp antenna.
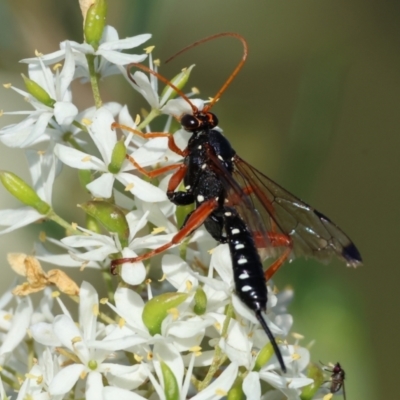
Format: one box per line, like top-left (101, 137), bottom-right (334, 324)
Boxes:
top-left (254, 309), bottom-right (286, 373)
top-left (165, 32), bottom-right (248, 112)
top-left (126, 62), bottom-right (198, 115)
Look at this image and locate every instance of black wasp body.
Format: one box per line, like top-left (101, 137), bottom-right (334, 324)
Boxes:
top-left (166, 112), bottom-right (286, 371)
top-left (112, 32), bottom-right (362, 375)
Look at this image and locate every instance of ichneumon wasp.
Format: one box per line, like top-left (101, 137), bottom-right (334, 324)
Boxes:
top-left (111, 33), bottom-right (362, 373)
top-left (322, 362), bottom-right (346, 399)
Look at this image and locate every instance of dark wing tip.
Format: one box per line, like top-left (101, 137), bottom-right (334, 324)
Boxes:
top-left (342, 242), bottom-right (362, 267)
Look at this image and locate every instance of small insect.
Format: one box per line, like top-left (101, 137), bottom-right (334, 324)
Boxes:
top-left (111, 33), bottom-right (362, 373)
top-left (323, 362), bottom-right (346, 399)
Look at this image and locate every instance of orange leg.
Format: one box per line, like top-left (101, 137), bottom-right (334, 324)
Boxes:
top-left (167, 163), bottom-right (187, 192)
top-left (253, 231), bottom-right (292, 281)
top-left (264, 246), bottom-right (292, 281)
top-left (111, 198), bottom-right (218, 273)
top-left (112, 122), bottom-right (188, 157)
top-left (264, 232), bottom-right (293, 281)
top-left (126, 155), bottom-right (183, 179)
top-left (253, 231), bottom-right (291, 249)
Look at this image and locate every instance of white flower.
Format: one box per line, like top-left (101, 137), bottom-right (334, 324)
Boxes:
top-left (21, 26), bottom-right (150, 80)
top-left (148, 342), bottom-right (239, 400)
top-left (0, 148), bottom-right (57, 235)
top-left (0, 296), bottom-right (33, 365)
top-left (54, 107), bottom-right (167, 201)
top-left (31, 282), bottom-right (151, 399)
top-left (0, 42), bottom-right (76, 148)
top-left (243, 345), bottom-right (313, 399)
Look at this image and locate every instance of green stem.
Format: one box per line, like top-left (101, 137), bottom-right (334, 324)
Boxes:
top-left (0, 372), bottom-right (18, 391)
top-left (198, 303), bottom-right (234, 391)
top-left (179, 237), bottom-right (190, 261)
top-left (63, 131), bottom-right (85, 152)
top-left (47, 210), bottom-right (84, 236)
top-left (26, 338), bottom-right (35, 371)
top-left (102, 268), bottom-right (115, 302)
top-left (137, 108), bottom-right (161, 130)
top-left (86, 54), bottom-right (102, 109)
top-left (72, 120), bottom-right (88, 132)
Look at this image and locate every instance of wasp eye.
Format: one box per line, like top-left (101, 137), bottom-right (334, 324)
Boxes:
top-left (208, 112), bottom-right (219, 128)
top-left (181, 114), bottom-right (200, 131)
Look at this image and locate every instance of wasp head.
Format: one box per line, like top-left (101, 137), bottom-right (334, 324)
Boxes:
top-left (181, 112), bottom-right (218, 132)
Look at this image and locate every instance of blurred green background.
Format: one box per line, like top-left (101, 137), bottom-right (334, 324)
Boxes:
top-left (1, 1), bottom-right (400, 398)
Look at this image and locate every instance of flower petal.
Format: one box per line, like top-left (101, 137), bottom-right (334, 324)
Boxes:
top-left (243, 372), bottom-right (261, 400)
top-left (54, 101), bottom-right (78, 125)
top-left (30, 322), bottom-right (62, 347)
top-left (79, 282), bottom-right (98, 342)
top-left (98, 50), bottom-right (147, 66)
top-left (99, 33), bottom-right (151, 51)
top-left (86, 173), bottom-right (115, 198)
top-left (117, 173), bottom-right (167, 202)
top-left (0, 297), bottom-right (33, 356)
top-left (0, 208), bottom-right (42, 235)
top-left (49, 364), bottom-right (85, 395)
top-left (120, 248), bottom-right (146, 286)
top-left (54, 144), bottom-right (105, 170)
top-left (103, 386), bottom-right (147, 400)
top-left (86, 371), bottom-right (104, 400)
top-left (113, 287), bottom-right (147, 333)
top-left (191, 362), bottom-right (238, 400)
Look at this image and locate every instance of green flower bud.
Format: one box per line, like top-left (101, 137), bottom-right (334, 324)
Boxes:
top-left (160, 360), bottom-right (180, 400)
top-left (159, 65), bottom-right (195, 105)
top-left (142, 292), bottom-right (188, 336)
top-left (175, 185), bottom-right (194, 229)
top-left (84, 0), bottom-right (107, 50)
top-left (193, 287), bottom-right (207, 315)
top-left (227, 377), bottom-right (244, 400)
top-left (0, 171), bottom-right (51, 215)
top-left (253, 342), bottom-right (273, 372)
top-left (300, 363), bottom-right (325, 400)
top-left (79, 201), bottom-right (129, 247)
top-left (78, 169), bottom-right (93, 191)
top-left (86, 214), bottom-right (102, 234)
top-left (108, 140), bottom-right (126, 174)
top-left (21, 74), bottom-right (55, 107)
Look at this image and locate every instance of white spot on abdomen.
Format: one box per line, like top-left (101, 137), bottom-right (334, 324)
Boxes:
top-left (239, 271), bottom-right (250, 279)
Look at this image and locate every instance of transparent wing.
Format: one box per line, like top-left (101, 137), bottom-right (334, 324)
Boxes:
top-left (232, 155), bottom-right (362, 267)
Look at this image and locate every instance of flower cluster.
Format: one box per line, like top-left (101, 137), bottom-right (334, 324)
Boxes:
top-left (0, 1), bottom-right (339, 399)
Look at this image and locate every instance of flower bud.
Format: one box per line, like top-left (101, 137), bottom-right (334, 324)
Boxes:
top-left (175, 200), bottom-right (194, 230)
top-left (300, 363), bottom-right (324, 400)
top-left (227, 377), bottom-right (244, 400)
top-left (159, 65), bottom-right (195, 105)
top-left (84, 0), bottom-right (107, 50)
top-left (79, 201), bottom-right (129, 247)
top-left (0, 171), bottom-right (50, 215)
top-left (253, 342), bottom-right (273, 372)
top-left (142, 292), bottom-right (188, 336)
top-left (86, 214), bottom-right (102, 234)
top-left (160, 360), bottom-right (179, 400)
top-left (21, 74), bottom-right (55, 107)
top-left (193, 287), bottom-right (207, 315)
top-left (108, 140), bottom-right (126, 174)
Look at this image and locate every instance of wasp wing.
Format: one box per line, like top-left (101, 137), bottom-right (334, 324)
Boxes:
top-left (232, 155), bottom-right (362, 267)
top-left (204, 144), bottom-right (273, 251)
